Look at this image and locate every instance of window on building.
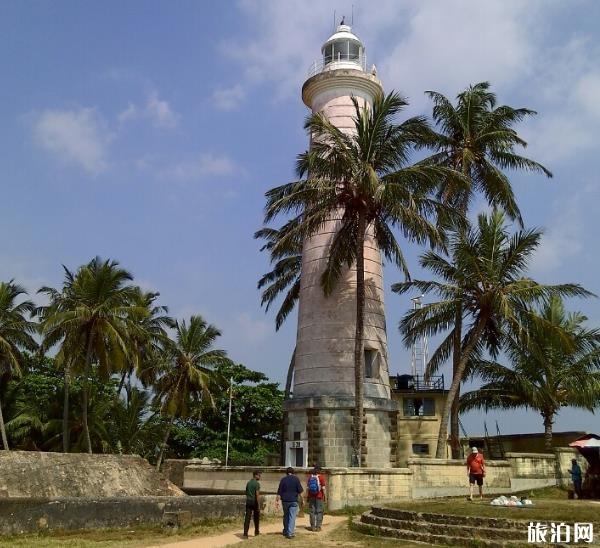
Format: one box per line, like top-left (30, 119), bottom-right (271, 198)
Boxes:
top-left (412, 443), bottom-right (429, 456)
top-left (364, 349), bottom-right (379, 379)
top-left (403, 397), bottom-right (435, 416)
top-left (293, 431), bottom-right (301, 441)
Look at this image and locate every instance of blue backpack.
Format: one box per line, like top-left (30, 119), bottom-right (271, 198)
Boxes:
top-left (308, 475), bottom-right (321, 495)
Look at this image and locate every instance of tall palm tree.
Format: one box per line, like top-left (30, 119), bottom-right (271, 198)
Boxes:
top-left (0, 281), bottom-right (37, 449)
top-left (117, 287), bottom-right (173, 396)
top-left (461, 297), bottom-right (600, 451)
top-left (393, 211), bottom-right (589, 458)
top-left (421, 82), bottom-right (552, 457)
top-left (264, 92), bottom-right (456, 465)
top-left (38, 257), bottom-right (143, 453)
top-left (153, 315), bottom-right (229, 470)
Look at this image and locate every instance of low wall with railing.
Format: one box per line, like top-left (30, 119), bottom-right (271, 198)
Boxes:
top-left (182, 451), bottom-right (565, 510)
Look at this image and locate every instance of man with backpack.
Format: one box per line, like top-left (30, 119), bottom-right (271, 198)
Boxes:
top-left (306, 466), bottom-right (327, 532)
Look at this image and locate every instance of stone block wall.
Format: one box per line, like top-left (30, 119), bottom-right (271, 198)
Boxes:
top-left (284, 396), bottom-right (396, 468)
top-left (0, 495), bottom-right (253, 535)
top-left (364, 410), bottom-right (392, 468)
top-left (327, 468), bottom-right (412, 510)
top-left (313, 408), bottom-right (353, 466)
top-left (504, 452), bottom-right (558, 491)
top-left (408, 458), bottom-right (511, 498)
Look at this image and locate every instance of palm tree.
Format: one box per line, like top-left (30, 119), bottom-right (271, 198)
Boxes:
top-left (256, 219), bottom-right (303, 333)
top-left (153, 315), bottom-right (229, 470)
top-left (421, 82), bottom-right (552, 457)
top-left (0, 281), bottom-right (37, 449)
top-left (264, 92), bottom-right (456, 465)
top-left (38, 257), bottom-right (143, 454)
top-left (460, 297), bottom-right (600, 451)
top-left (393, 211), bottom-right (589, 458)
top-left (117, 287), bottom-right (173, 396)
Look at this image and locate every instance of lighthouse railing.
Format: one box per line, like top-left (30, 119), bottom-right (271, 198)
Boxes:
top-left (307, 52), bottom-right (367, 78)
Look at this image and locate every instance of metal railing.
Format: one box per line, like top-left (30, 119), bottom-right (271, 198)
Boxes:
top-left (307, 53), bottom-right (367, 78)
top-left (390, 374), bottom-right (445, 392)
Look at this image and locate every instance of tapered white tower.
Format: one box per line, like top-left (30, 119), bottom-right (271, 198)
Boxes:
top-left (283, 23), bottom-right (397, 468)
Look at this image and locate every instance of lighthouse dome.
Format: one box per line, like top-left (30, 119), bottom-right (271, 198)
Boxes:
top-left (320, 24), bottom-right (366, 73)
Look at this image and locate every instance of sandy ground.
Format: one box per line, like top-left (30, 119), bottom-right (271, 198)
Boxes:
top-left (149, 514), bottom-right (347, 548)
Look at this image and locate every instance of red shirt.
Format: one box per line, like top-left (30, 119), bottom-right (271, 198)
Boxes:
top-left (306, 474), bottom-right (326, 499)
top-left (467, 453), bottom-right (485, 475)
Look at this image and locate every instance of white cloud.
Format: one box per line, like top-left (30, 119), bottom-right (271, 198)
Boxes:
top-left (212, 84), bottom-right (246, 111)
top-left (32, 107), bottom-right (110, 174)
top-left (118, 92), bottom-right (180, 129)
top-left (225, 0), bottom-right (551, 105)
top-left (117, 102), bottom-right (138, 124)
top-left (146, 92), bottom-right (179, 128)
top-left (530, 193), bottom-right (586, 273)
top-left (234, 312), bottom-right (270, 344)
top-left (573, 72), bottom-right (600, 120)
top-left (159, 152), bottom-right (236, 181)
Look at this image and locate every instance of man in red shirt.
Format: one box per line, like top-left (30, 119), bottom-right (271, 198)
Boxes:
top-left (466, 447), bottom-right (485, 500)
top-left (305, 466), bottom-right (327, 532)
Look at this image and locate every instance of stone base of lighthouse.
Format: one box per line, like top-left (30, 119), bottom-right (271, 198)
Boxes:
top-left (283, 396), bottom-right (398, 468)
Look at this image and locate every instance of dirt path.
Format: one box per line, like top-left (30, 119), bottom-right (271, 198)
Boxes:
top-left (149, 514), bottom-right (347, 548)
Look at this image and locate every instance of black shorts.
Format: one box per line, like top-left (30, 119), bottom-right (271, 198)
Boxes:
top-left (469, 473), bottom-right (484, 486)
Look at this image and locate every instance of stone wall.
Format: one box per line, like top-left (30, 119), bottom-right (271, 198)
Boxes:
top-left (0, 451), bottom-right (184, 498)
top-left (505, 452), bottom-right (558, 491)
top-left (408, 458), bottom-right (512, 498)
top-left (0, 495), bottom-right (250, 534)
top-left (327, 468), bottom-right (412, 510)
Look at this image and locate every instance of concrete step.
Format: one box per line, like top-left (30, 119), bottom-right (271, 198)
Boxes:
top-left (361, 512), bottom-right (524, 542)
top-left (371, 506), bottom-right (528, 530)
top-left (354, 517), bottom-right (568, 548)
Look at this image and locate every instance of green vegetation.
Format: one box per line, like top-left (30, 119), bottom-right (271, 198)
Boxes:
top-left (461, 296), bottom-right (600, 450)
top-left (394, 211), bottom-right (590, 457)
top-left (419, 82), bottom-right (552, 458)
top-left (0, 257), bottom-right (283, 465)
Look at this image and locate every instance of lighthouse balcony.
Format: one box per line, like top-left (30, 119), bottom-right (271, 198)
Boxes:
top-left (307, 52), bottom-right (367, 78)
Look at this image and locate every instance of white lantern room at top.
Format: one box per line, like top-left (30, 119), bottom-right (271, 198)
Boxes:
top-left (308, 23), bottom-right (368, 77)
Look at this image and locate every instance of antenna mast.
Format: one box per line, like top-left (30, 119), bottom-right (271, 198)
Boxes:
top-left (410, 296), bottom-right (428, 379)
top-left (351, 4), bottom-right (354, 25)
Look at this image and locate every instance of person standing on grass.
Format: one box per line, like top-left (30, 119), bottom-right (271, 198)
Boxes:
top-left (243, 470), bottom-right (262, 538)
top-left (276, 467), bottom-right (304, 539)
top-left (466, 447), bottom-right (485, 500)
top-left (306, 466), bottom-right (327, 532)
top-left (569, 458), bottom-right (583, 499)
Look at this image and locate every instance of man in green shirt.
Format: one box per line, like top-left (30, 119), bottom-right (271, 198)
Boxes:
top-left (243, 470), bottom-right (261, 538)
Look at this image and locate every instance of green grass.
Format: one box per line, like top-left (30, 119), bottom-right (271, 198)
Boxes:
top-left (0, 516), bottom-right (246, 547)
top-left (387, 487), bottom-right (600, 524)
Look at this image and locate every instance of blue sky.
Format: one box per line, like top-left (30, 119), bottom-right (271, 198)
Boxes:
top-left (2, 1), bottom-right (600, 437)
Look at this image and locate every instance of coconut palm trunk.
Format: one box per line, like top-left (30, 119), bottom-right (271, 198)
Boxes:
top-left (156, 415), bottom-right (175, 471)
top-left (352, 215), bottom-right (367, 467)
top-left (543, 414), bottom-right (554, 452)
top-left (436, 321), bottom-right (485, 458)
top-left (81, 336), bottom-right (94, 454)
top-left (450, 304), bottom-right (463, 458)
top-left (0, 392), bottom-right (9, 450)
top-left (62, 365), bottom-right (70, 452)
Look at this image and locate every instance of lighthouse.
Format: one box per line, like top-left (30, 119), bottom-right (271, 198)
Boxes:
top-left (283, 23), bottom-right (397, 468)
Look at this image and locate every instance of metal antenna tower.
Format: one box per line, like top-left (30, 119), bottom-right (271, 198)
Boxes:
top-left (410, 295), bottom-right (428, 378)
